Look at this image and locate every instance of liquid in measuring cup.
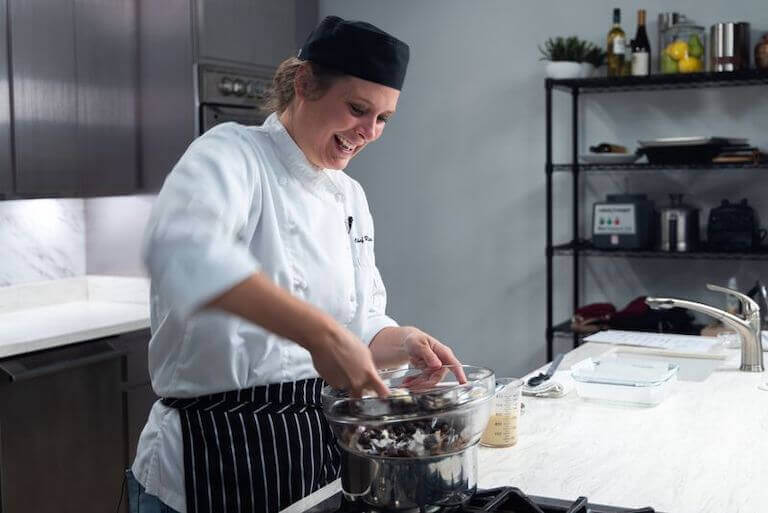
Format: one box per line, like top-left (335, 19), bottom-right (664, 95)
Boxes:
top-left (480, 377), bottom-right (522, 448)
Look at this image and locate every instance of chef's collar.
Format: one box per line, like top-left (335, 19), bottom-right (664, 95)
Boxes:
top-left (264, 113), bottom-right (326, 183)
top-left (263, 113), bottom-right (348, 197)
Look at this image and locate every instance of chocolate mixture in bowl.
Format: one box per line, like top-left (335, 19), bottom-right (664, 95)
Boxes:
top-left (323, 365), bottom-right (495, 459)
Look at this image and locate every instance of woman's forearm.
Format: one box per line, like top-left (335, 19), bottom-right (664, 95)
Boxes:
top-left (205, 272), bottom-right (337, 352)
top-left (206, 273), bottom-right (391, 397)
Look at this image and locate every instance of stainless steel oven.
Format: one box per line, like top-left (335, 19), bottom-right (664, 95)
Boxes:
top-left (198, 64), bottom-right (272, 133)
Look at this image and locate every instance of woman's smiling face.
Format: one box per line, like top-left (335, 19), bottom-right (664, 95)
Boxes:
top-left (290, 73), bottom-right (400, 170)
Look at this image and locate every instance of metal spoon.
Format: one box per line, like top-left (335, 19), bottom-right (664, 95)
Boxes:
top-left (526, 353), bottom-right (564, 388)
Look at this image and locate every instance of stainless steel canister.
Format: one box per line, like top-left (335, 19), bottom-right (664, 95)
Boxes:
top-left (659, 194), bottom-right (699, 252)
top-left (711, 22), bottom-right (751, 71)
top-left (340, 445), bottom-right (478, 511)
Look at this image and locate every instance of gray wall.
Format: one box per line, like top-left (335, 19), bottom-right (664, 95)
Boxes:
top-left (319, 0), bottom-right (768, 377)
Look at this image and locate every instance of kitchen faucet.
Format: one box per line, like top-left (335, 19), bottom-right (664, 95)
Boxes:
top-left (646, 284), bottom-right (765, 372)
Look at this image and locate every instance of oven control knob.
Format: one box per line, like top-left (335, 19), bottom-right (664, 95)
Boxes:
top-left (232, 79), bottom-right (246, 96)
top-left (245, 81), bottom-right (258, 98)
top-left (218, 77), bottom-right (234, 95)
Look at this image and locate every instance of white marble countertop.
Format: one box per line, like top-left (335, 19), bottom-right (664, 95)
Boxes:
top-left (284, 342), bottom-right (768, 513)
top-left (477, 342), bottom-right (768, 513)
top-left (0, 276), bottom-right (150, 358)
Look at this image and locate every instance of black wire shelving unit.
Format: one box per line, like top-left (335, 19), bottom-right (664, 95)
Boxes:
top-left (552, 241), bottom-right (768, 261)
top-left (553, 162), bottom-right (768, 173)
top-left (544, 70), bottom-right (768, 360)
top-left (549, 69), bottom-right (768, 93)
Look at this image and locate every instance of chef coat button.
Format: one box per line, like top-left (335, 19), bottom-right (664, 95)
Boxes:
top-left (287, 220), bottom-right (297, 232)
top-left (278, 176), bottom-right (288, 186)
top-left (349, 293), bottom-right (356, 303)
top-left (334, 193), bottom-right (344, 203)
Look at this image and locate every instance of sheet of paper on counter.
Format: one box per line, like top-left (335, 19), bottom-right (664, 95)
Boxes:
top-left (584, 330), bottom-right (721, 353)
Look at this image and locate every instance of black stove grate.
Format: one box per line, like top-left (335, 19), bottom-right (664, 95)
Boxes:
top-left (460, 488), bottom-right (655, 513)
top-left (305, 487), bottom-right (657, 513)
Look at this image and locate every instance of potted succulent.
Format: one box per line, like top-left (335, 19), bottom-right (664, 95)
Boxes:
top-left (539, 36), bottom-right (606, 79)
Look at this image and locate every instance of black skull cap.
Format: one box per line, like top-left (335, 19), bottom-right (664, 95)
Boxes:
top-left (297, 16), bottom-right (410, 91)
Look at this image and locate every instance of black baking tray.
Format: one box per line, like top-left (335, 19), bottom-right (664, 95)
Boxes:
top-left (637, 143), bottom-right (750, 165)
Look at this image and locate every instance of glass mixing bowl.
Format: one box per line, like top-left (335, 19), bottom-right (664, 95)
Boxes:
top-left (322, 365), bottom-right (495, 459)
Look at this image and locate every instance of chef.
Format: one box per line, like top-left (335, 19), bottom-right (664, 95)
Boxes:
top-left (127, 15), bottom-right (464, 513)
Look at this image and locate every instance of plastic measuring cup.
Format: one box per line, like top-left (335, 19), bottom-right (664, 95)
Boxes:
top-left (480, 377), bottom-right (523, 448)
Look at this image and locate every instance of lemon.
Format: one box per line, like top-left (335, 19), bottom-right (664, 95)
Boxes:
top-left (666, 40), bottom-right (689, 61)
top-left (678, 56), bottom-right (702, 73)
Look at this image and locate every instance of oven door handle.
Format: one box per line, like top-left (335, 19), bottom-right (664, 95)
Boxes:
top-left (200, 103), bottom-right (267, 134)
top-left (0, 340), bottom-right (126, 382)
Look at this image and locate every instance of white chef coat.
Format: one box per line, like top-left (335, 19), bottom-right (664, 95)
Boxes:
top-left (131, 113), bottom-right (398, 512)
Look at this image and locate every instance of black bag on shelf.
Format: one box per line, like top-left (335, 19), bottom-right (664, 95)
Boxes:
top-left (707, 199), bottom-right (767, 251)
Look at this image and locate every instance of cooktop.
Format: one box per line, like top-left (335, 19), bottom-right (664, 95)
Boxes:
top-left (302, 487), bottom-right (658, 513)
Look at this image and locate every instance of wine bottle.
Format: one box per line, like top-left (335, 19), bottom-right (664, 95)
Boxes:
top-left (606, 8), bottom-right (627, 77)
top-left (631, 9), bottom-right (651, 76)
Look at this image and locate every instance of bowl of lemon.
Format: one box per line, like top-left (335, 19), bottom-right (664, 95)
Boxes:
top-left (661, 19), bottom-right (705, 74)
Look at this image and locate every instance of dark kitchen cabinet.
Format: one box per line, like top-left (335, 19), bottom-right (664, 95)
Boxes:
top-left (137, 0), bottom-right (196, 193)
top-left (9, 0), bottom-right (79, 195)
top-left (125, 383), bottom-right (158, 467)
top-left (138, 0), bottom-right (317, 192)
top-left (74, 0), bottom-right (139, 196)
top-left (0, 340), bottom-right (125, 513)
top-left (196, 0), bottom-right (313, 69)
top-left (0, 0), bottom-right (13, 194)
top-left (0, 329), bottom-right (157, 513)
top-left (108, 328), bottom-right (158, 466)
top-left (5, 0), bottom-right (138, 198)
top-left (112, 329), bottom-right (157, 513)
top-left (0, 0), bottom-right (316, 198)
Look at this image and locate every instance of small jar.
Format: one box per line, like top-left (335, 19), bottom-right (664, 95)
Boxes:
top-left (660, 17), bottom-right (706, 74)
top-left (756, 34), bottom-right (768, 70)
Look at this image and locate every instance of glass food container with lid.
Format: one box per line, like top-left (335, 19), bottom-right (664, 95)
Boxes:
top-left (660, 16), bottom-right (706, 73)
top-left (322, 365), bottom-right (495, 459)
top-left (571, 356), bottom-right (679, 406)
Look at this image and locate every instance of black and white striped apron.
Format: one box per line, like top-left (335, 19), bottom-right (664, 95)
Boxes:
top-left (162, 378), bottom-right (341, 513)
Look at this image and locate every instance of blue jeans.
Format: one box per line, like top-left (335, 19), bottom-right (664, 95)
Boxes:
top-left (125, 470), bottom-right (180, 513)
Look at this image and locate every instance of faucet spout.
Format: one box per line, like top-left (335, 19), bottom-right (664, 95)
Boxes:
top-left (646, 297), bottom-right (748, 328)
top-left (646, 287), bottom-right (764, 373)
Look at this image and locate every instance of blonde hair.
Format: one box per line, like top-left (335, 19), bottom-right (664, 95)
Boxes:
top-left (261, 57), bottom-right (345, 114)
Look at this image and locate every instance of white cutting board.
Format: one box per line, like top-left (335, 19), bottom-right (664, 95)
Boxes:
top-left (584, 330), bottom-right (723, 354)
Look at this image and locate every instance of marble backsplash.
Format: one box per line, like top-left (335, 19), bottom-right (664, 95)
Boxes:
top-left (0, 199), bottom-right (86, 286)
top-left (85, 195), bottom-right (154, 277)
top-left (0, 195), bottom-right (154, 287)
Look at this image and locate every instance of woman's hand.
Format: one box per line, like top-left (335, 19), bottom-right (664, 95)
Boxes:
top-left (369, 326), bottom-right (466, 383)
top-left (401, 328), bottom-right (467, 383)
top-left (310, 324), bottom-right (390, 399)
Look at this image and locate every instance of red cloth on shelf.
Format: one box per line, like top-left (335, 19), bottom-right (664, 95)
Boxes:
top-left (571, 297), bottom-right (649, 334)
